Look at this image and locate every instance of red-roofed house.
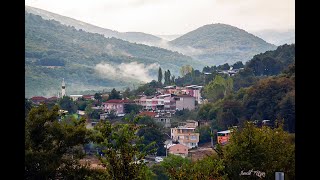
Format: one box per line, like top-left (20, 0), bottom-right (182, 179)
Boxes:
top-left (30, 96), bottom-right (47, 105)
top-left (168, 144), bottom-right (189, 157)
top-left (47, 96), bottom-right (58, 102)
top-left (102, 99), bottom-right (131, 115)
top-left (83, 95), bottom-right (95, 100)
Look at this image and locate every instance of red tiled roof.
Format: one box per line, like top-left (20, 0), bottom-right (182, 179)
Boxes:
top-left (31, 96), bottom-right (47, 101)
top-left (137, 111), bottom-right (157, 117)
top-left (47, 96), bottom-right (58, 101)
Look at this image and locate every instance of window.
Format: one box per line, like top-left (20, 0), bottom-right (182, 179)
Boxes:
top-left (191, 136), bottom-right (197, 140)
top-left (177, 149), bottom-right (179, 151)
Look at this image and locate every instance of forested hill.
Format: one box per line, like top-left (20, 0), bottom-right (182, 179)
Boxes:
top-left (25, 12), bottom-right (201, 98)
top-left (25, 5), bottom-right (163, 45)
top-left (169, 23), bottom-right (277, 65)
top-left (245, 44), bottom-right (295, 76)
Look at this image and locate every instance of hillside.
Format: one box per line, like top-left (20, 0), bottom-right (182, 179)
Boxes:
top-left (25, 12), bottom-right (201, 98)
top-left (169, 23), bottom-right (277, 65)
top-left (25, 5), bottom-right (163, 45)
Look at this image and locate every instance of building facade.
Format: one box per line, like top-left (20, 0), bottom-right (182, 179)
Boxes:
top-left (174, 95), bottom-right (195, 110)
top-left (171, 121), bottom-right (199, 149)
top-left (102, 99), bottom-right (130, 115)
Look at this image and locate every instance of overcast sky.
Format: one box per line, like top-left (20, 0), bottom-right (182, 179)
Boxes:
top-left (25, 0), bottom-right (294, 35)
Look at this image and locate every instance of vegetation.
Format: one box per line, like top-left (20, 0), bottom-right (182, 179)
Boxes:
top-left (25, 12), bottom-right (199, 98)
top-left (25, 105), bottom-right (89, 179)
top-left (90, 118), bottom-right (157, 179)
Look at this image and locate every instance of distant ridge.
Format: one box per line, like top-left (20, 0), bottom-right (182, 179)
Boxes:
top-left (169, 23), bottom-right (277, 65)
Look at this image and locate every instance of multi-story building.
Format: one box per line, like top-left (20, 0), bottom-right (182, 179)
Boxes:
top-left (182, 85), bottom-right (203, 104)
top-left (102, 99), bottom-right (131, 115)
top-left (171, 120), bottom-right (199, 149)
top-left (135, 94), bottom-right (176, 113)
top-left (174, 95), bottom-right (195, 110)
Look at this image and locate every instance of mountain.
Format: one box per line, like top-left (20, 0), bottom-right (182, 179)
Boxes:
top-left (251, 29), bottom-right (295, 46)
top-left (25, 12), bottom-right (202, 98)
top-left (169, 23), bottom-right (277, 65)
top-left (25, 5), bottom-right (163, 45)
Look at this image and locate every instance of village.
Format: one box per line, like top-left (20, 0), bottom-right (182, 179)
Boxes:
top-left (27, 79), bottom-right (236, 167)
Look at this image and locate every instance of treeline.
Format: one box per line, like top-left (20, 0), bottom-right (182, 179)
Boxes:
top-left (199, 65), bottom-right (295, 133)
top-left (25, 105), bottom-right (295, 179)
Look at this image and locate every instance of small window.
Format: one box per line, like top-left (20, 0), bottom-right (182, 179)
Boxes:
top-left (177, 149), bottom-right (179, 151)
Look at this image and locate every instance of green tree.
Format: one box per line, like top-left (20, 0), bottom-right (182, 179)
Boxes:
top-left (180, 65), bottom-right (193, 77)
top-left (94, 93), bottom-right (102, 102)
top-left (136, 116), bottom-right (166, 156)
top-left (158, 67), bottom-right (163, 84)
top-left (25, 105), bottom-right (89, 179)
top-left (159, 154), bottom-right (191, 179)
top-left (91, 117), bottom-right (157, 179)
top-left (25, 98), bottom-right (33, 117)
top-left (124, 104), bottom-right (142, 114)
top-left (122, 87), bottom-right (131, 99)
top-left (58, 96), bottom-right (77, 114)
top-left (108, 88), bottom-right (121, 100)
top-left (203, 75), bottom-right (233, 101)
top-left (223, 121), bottom-right (295, 179)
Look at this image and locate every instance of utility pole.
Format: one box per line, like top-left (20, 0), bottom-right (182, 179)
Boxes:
top-left (210, 127), bottom-right (214, 148)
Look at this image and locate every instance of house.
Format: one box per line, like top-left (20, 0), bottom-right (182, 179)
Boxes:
top-left (30, 96), bottom-right (47, 105)
top-left (137, 111), bottom-right (171, 128)
top-left (100, 113), bottom-right (109, 120)
top-left (102, 99), bottom-right (131, 115)
top-left (83, 95), bottom-right (95, 100)
top-left (167, 144), bottom-right (189, 157)
top-left (183, 85), bottom-right (203, 104)
top-left (154, 113), bottom-right (171, 128)
top-left (135, 94), bottom-right (176, 114)
top-left (77, 110), bottom-right (85, 116)
top-left (47, 96), bottom-right (58, 102)
top-left (171, 121), bottom-right (199, 149)
top-left (70, 95), bottom-right (83, 101)
top-left (174, 95), bottom-right (195, 110)
top-left (217, 130), bottom-right (232, 145)
top-left (198, 120), bottom-right (211, 127)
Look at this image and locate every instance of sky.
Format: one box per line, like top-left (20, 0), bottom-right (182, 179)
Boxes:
top-left (25, 0), bottom-right (295, 35)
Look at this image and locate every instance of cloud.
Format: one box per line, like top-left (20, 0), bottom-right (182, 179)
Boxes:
top-left (94, 61), bottom-right (159, 82)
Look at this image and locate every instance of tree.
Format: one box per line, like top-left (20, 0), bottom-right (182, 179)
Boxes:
top-left (122, 87), bottom-right (131, 99)
top-left (180, 65), bottom-right (193, 77)
top-left (90, 117), bottom-right (156, 179)
top-left (158, 67), bottom-right (163, 84)
top-left (58, 96), bottom-right (77, 114)
top-left (94, 93), bottom-right (102, 102)
top-left (159, 154), bottom-right (191, 179)
top-left (203, 75), bottom-right (233, 101)
top-left (25, 105), bottom-right (89, 179)
top-left (25, 98), bottom-right (33, 117)
top-left (136, 116), bottom-right (166, 156)
top-left (223, 122), bottom-right (295, 179)
top-left (124, 104), bottom-right (142, 114)
top-left (108, 88), bottom-right (121, 100)
top-left (164, 70), bottom-right (171, 85)
top-left (232, 61), bottom-right (244, 69)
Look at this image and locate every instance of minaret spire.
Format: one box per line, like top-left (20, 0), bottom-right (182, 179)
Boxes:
top-left (61, 78), bottom-right (66, 97)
